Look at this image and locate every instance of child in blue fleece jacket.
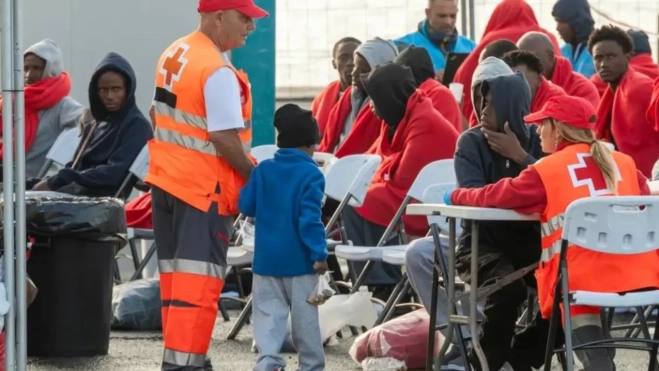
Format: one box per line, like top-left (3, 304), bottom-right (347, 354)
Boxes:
top-left (239, 104), bottom-right (328, 371)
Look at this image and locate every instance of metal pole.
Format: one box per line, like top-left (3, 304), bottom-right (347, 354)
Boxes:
top-left (468, 0), bottom-right (476, 41)
top-left (12, 0), bottom-right (27, 367)
top-left (1, 0), bottom-right (16, 368)
top-left (460, 0), bottom-right (468, 36)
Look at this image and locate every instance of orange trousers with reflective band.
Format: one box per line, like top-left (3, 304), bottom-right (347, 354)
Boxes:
top-left (151, 187), bottom-right (232, 370)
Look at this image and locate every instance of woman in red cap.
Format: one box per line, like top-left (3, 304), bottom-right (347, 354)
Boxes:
top-left (444, 95), bottom-right (659, 371)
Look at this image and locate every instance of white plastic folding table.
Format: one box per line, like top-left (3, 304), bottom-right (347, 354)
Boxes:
top-left (406, 204), bottom-right (539, 371)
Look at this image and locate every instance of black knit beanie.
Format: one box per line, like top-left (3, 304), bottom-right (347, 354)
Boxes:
top-left (274, 104), bottom-right (320, 148)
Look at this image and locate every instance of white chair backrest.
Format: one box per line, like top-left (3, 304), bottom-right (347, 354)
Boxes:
top-left (129, 145), bottom-right (150, 181)
top-left (251, 144), bottom-right (278, 163)
top-left (313, 152), bottom-right (338, 175)
top-left (324, 154), bottom-right (381, 206)
top-left (46, 127), bottom-right (82, 167)
top-left (422, 183), bottom-right (462, 235)
top-left (408, 159), bottom-right (456, 201)
top-left (562, 196), bottom-right (659, 255)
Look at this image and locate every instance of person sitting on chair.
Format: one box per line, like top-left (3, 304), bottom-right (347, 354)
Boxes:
top-left (444, 95), bottom-right (659, 371)
top-left (412, 71), bottom-right (551, 371)
top-left (342, 62), bottom-right (458, 300)
top-left (28, 53), bottom-right (152, 199)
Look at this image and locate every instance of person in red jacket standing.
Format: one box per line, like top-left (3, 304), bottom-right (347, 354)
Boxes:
top-left (445, 95), bottom-right (659, 371)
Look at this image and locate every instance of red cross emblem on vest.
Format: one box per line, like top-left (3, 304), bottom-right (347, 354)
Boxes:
top-left (160, 43), bottom-right (189, 91)
top-left (567, 153), bottom-right (620, 196)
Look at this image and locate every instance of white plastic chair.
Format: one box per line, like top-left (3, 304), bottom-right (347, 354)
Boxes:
top-left (334, 160), bottom-right (456, 325)
top-left (312, 151), bottom-right (338, 175)
top-left (36, 126), bottom-right (82, 178)
top-left (250, 144), bottom-right (278, 163)
top-left (422, 183), bottom-right (463, 236)
top-left (544, 196), bottom-right (659, 371)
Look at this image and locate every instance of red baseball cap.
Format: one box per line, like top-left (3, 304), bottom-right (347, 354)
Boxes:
top-left (198, 0), bottom-right (269, 18)
top-left (524, 95), bottom-right (597, 130)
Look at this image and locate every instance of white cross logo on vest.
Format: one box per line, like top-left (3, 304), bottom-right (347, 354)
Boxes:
top-left (567, 152), bottom-right (622, 196)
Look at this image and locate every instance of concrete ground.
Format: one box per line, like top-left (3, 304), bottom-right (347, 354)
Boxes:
top-left (25, 310), bottom-right (656, 371)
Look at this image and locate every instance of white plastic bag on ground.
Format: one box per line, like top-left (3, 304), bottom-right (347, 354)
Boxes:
top-left (318, 291), bottom-right (377, 342)
top-left (361, 357), bottom-right (407, 371)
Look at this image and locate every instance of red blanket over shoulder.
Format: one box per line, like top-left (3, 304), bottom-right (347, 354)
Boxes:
top-left (311, 80), bottom-right (342, 136)
top-left (591, 55), bottom-right (659, 97)
top-left (647, 77), bottom-right (659, 138)
top-left (453, 0), bottom-right (560, 123)
top-left (595, 68), bottom-right (659, 177)
top-left (418, 78), bottom-right (462, 132)
top-left (551, 56), bottom-right (600, 109)
top-left (319, 86), bottom-right (364, 153)
top-left (531, 77), bottom-right (568, 112)
top-left (354, 91), bottom-right (459, 236)
top-left (125, 193), bottom-right (153, 229)
top-left (335, 108), bottom-right (385, 158)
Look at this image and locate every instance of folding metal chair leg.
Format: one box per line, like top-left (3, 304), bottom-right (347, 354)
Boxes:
top-left (227, 296), bottom-right (252, 340)
top-left (635, 306), bottom-right (653, 339)
top-left (648, 316), bottom-right (659, 371)
top-left (113, 259), bottom-right (122, 283)
top-left (129, 243), bottom-right (157, 281)
top-left (219, 299), bottom-right (230, 322)
top-left (374, 276), bottom-right (408, 326)
top-left (128, 239), bottom-right (140, 271)
top-left (560, 266), bottom-right (575, 371)
top-left (543, 275), bottom-right (564, 371)
top-left (630, 306), bottom-right (657, 339)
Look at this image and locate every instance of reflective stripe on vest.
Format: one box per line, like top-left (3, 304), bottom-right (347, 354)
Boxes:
top-left (153, 104), bottom-right (252, 155)
top-left (158, 258), bottom-right (227, 280)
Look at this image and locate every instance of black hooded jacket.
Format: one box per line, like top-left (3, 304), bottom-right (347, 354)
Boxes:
top-left (627, 30), bottom-right (652, 55)
top-left (393, 46), bottom-right (435, 86)
top-left (46, 53), bottom-right (153, 199)
top-left (552, 0), bottom-right (594, 45)
top-left (454, 72), bottom-right (542, 266)
top-left (363, 62), bottom-right (416, 134)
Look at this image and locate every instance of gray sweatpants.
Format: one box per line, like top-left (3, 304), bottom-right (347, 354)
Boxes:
top-left (404, 237), bottom-right (482, 345)
top-left (252, 274), bottom-right (325, 371)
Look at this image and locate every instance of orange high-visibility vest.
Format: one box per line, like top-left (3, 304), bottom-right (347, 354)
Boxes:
top-left (533, 143), bottom-right (659, 318)
top-left (146, 30), bottom-right (252, 215)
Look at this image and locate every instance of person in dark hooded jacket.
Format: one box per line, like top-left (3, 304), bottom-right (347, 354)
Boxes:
top-left (394, 46), bottom-right (463, 132)
top-left (29, 53), bottom-right (153, 199)
top-left (453, 72), bottom-right (553, 370)
top-left (342, 63), bottom-right (458, 299)
top-left (553, 0), bottom-right (596, 77)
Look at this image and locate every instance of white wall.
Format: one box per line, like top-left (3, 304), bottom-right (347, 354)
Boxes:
top-left (15, 0), bottom-right (199, 114)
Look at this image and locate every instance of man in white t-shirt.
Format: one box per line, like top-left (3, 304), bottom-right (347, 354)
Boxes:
top-left (146, 0), bottom-right (268, 369)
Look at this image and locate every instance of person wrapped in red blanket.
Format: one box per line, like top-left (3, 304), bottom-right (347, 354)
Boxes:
top-left (591, 29), bottom-right (659, 96)
top-left (589, 25), bottom-right (659, 177)
top-left (452, 0), bottom-right (560, 125)
top-left (517, 31), bottom-right (599, 109)
top-left (502, 50), bottom-right (567, 113)
top-left (445, 95), bottom-right (658, 371)
top-left (393, 45), bottom-right (463, 132)
top-left (318, 37), bottom-right (398, 155)
top-left (341, 62), bottom-right (458, 294)
top-left (311, 37), bottom-right (361, 136)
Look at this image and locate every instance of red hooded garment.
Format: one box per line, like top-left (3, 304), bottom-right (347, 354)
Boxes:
top-left (419, 78), bottom-right (463, 132)
top-left (531, 77), bottom-right (568, 113)
top-left (310, 80), bottom-right (342, 136)
top-left (647, 77), bottom-right (659, 138)
top-left (453, 0), bottom-right (560, 122)
top-left (318, 85), bottom-right (356, 153)
top-left (551, 56), bottom-right (600, 109)
top-left (595, 68), bottom-right (659, 177)
top-left (354, 91), bottom-right (459, 236)
top-left (591, 55), bottom-right (659, 97)
top-left (334, 107), bottom-right (384, 158)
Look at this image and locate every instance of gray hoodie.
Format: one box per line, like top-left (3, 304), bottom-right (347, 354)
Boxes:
top-left (340, 37), bottom-right (398, 146)
top-left (24, 39), bottom-right (83, 178)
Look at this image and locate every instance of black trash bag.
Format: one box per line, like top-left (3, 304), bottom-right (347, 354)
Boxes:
top-left (13, 194), bottom-right (127, 240)
top-left (111, 279), bottom-right (162, 330)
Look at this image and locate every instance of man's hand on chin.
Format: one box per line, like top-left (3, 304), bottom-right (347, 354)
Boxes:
top-left (481, 122), bottom-right (528, 165)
